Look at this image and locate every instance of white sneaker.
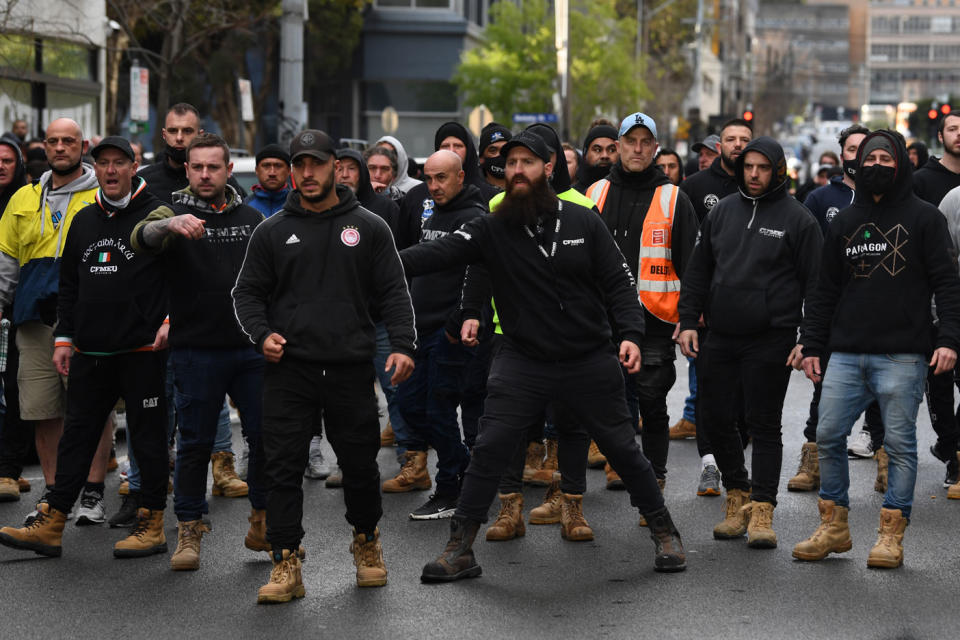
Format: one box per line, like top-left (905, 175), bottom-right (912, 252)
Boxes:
top-left (75, 489), bottom-right (106, 526)
top-left (304, 436), bottom-right (330, 479)
top-left (847, 429), bottom-right (874, 458)
top-left (236, 444), bottom-right (249, 481)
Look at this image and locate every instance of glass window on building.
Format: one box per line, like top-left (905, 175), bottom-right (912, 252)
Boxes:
top-left (0, 78), bottom-right (33, 133)
top-left (902, 16), bottom-right (931, 32)
top-left (44, 88), bottom-right (99, 139)
top-left (902, 44), bottom-right (930, 60)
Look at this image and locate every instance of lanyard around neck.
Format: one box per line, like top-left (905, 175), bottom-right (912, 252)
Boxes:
top-left (524, 200), bottom-right (563, 260)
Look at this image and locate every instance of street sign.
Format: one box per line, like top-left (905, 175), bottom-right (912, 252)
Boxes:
top-left (381, 106), bottom-right (399, 134)
top-left (129, 66), bottom-right (149, 122)
top-left (512, 113), bottom-right (558, 124)
top-left (468, 105), bottom-right (493, 138)
top-left (238, 78), bottom-right (255, 122)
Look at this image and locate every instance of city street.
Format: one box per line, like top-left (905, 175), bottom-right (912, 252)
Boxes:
top-left (1, 362), bottom-right (957, 639)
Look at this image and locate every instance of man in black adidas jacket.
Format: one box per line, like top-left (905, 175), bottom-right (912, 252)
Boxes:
top-left (677, 136), bottom-right (822, 549)
top-left (402, 131), bottom-right (686, 583)
top-left (131, 133), bottom-right (267, 573)
top-left (0, 137), bottom-right (170, 559)
top-left (232, 130), bottom-right (416, 603)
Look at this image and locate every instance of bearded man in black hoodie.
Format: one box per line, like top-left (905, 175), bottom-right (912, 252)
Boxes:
top-left (677, 136), bottom-right (822, 550)
top-left (795, 130), bottom-right (960, 569)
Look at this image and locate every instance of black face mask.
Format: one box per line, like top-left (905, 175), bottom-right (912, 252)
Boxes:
top-left (860, 164), bottom-right (896, 195)
top-left (842, 158), bottom-right (858, 181)
top-left (167, 146), bottom-right (187, 165)
top-left (481, 155), bottom-right (506, 179)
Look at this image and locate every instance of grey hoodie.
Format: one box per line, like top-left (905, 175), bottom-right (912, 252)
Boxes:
top-left (376, 135), bottom-right (422, 196)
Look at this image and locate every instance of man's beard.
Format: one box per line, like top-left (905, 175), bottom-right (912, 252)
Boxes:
top-left (302, 172), bottom-right (336, 203)
top-left (49, 158), bottom-right (81, 176)
top-left (494, 173), bottom-right (556, 228)
top-left (944, 139), bottom-right (960, 160)
top-left (721, 150), bottom-right (738, 172)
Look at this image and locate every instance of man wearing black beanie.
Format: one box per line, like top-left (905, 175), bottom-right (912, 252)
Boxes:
top-left (572, 121), bottom-right (619, 193)
top-left (478, 122), bottom-right (511, 191)
top-left (244, 144), bottom-right (291, 218)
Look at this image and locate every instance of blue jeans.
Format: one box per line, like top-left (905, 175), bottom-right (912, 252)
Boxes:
top-left (396, 327), bottom-right (471, 498)
top-left (817, 352), bottom-right (927, 518)
top-left (683, 355), bottom-right (697, 423)
top-left (373, 322), bottom-right (409, 464)
top-left (171, 347), bottom-right (265, 521)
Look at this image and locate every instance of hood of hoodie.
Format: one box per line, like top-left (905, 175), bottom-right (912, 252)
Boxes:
top-left (434, 183), bottom-right (483, 215)
top-left (853, 130), bottom-right (913, 205)
top-left (282, 183), bottom-right (360, 219)
top-left (37, 163), bottom-right (99, 237)
top-left (376, 135), bottom-right (421, 193)
top-left (336, 148), bottom-right (376, 203)
top-left (525, 123), bottom-right (572, 193)
top-left (908, 141), bottom-right (930, 169)
top-left (172, 183), bottom-right (244, 215)
top-left (433, 122), bottom-right (484, 188)
top-left (735, 136), bottom-right (788, 203)
top-left (0, 133), bottom-right (26, 211)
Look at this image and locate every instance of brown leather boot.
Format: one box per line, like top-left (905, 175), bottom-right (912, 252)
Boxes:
top-left (529, 439), bottom-right (558, 486)
top-left (874, 447), bottom-right (889, 493)
top-left (867, 508), bottom-right (908, 568)
top-left (211, 452), bottom-right (249, 498)
top-left (114, 508), bottom-right (167, 558)
top-left (245, 509), bottom-right (306, 559)
top-left (380, 422), bottom-right (395, 447)
top-left (0, 477), bottom-right (19, 502)
top-left (382, 451), bottom-right (431, 493)
top-left (0, 502), bottom-right (67, 556)
top-left (170, 520), bottom-right (210, 571)
top-left (668, 418), bottom-right (696, 440)
top-left (744, 501), bottom-right (777, 548)
top-left (586, 441), bottom-right (606, 468)
top-left (948, 453), bottom-right (960, 500)
top-left (521, 442), bottom-right (545, 483)
top-left (350, 528), bottom-right (387, 587)
top-left (529, 475), bottom-right (563, 524)
top-left (421, 516), bottom-right (482, 582)
top-left (560, 494), bottom-right (594, 541)
top-left (604, 463), bottom-right (624, 490)
top-left (713, 488), bottom-right (751, 539)
top-left (787, 442), bottom-right (820, 491)
top-left (257, 549), bottom-right (305, 604)
top-left (645, 507), bottom-right (686, 572)
top-left (485, 493), bottom-right (525, 541)
top-left (792, 499), bottom-right (853, 561)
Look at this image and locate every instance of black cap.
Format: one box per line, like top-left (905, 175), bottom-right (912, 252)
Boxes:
top-left (500, 130), bottom-right (551, 163)
top-left (256, 143), bottom-right (290, 165)
top-left (479, 122), bottom-right (511, 155)
top-left (289, 129), bottom-right (335, 163)
top-left (90, 136), bottom-right (135, 162)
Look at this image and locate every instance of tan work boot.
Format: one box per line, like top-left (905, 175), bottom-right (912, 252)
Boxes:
top-left (257, 549), bottom-right (305, 604)
top-left (382, 450), bottom-right (431, 493)
top-left (792, 499), bottom-right (852, 561)
top-left (211, 451), bottom-right (249, 498)
top-left (521, 441), bottom-right (545, 483)
top-left (118, 481), bottom-right (129, 496)
top-left (948, 453), bottom-right (960, 500)
top-left (560, 494), bottom-right (594, 541)
top-left (485, 493), bottom-right (525, 541)
top-left (744, 501), bottom-right (777, 548)
top-left (244, 509), bottom-right (306, 559)
top-left (529, 439), bottom-right (558, 486)
top-left (604, 462), bottom-right (625, 490)
top-left (586, 440), bottom-right (606, 468)
top-left (18, 477), bottom-right (31, 493)
top-left (529, 475), bottom-right (563, 524)
top-left (867, 508), bottom-right (908, 568)
top-left (669, 418), bottom-right (696, 440)
top-left (0, 477), bottom-right (20, 502)
top-left (170, 520), bottom-right (210, 571)
top-left (0, 502), bottom-right (67, 556)
top-left (874, 447), bottom-right (889, 493)
top-left (713, 488), bottom-right (752, 539)
top-left (380, 422), bottom-right (396, 447)
top-left (114, 508), bottom-right (167, 558)
top-left (638, 478), bottom-right (666, 527)
top-left (350, 528), bottom-right (387, 587)
top-left (787, 442), bottom-right (820, 491)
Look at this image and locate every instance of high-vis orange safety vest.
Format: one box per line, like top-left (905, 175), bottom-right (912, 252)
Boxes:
top-left (586, 179), bottom-right (681, 323)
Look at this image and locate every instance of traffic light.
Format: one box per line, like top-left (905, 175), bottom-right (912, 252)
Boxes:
top-left (942, 104), bottom-right (952, 116)
top-left (742, 110), bottom-right (754, 122)
top-left (929, 108), bottom-right (939, 120)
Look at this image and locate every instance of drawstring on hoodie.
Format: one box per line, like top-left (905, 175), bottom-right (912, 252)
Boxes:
top-left (746, 197), bottom-right (758, 229)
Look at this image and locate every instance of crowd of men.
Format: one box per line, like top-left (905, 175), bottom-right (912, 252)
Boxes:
top-left (0, 101), bottom-right (959, 603)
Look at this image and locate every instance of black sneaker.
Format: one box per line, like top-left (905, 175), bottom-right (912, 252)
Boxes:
top-left (944, 456), bottom-right (959, 488)
top-left (108, 494), bottom-right (139, 528)
top-left (409, 494), bottom-right (457, 520)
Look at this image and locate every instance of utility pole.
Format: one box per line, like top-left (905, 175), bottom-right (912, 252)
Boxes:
top-left (555, 0), bottom-right (571, 141)
top-left (279, 0), bottom-right (307, 146)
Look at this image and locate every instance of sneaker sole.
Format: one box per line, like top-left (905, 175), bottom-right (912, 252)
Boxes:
top-left (257, 585), bottom-right (306, 604)
top-left (304, 470), bottom-right (331, 480)
top-left (696, 487), bottom-right (721, 496)
top-left (75, 515), bottom-right (105, 526)
top-left (409, 508), bottom-right (456, 521)
top-left (847, 449), bottom-right (874, 459)
top-left (114, 543), bottom-right (168, 558)
top-left (420, 565), bottom-right (482, 583)
top-left (0, 532), bottom-right (62, 557)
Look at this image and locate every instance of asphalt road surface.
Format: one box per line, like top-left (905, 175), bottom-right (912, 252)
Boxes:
top-left (1, 362), bottom-right (957, 639)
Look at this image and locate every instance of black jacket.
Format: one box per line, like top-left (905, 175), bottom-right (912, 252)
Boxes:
top-left (410, 184), bottom-right (486, 334)
top-left (679, 156), bottom-right (739, 223)
top-left (138, 150), bottom-right (247, 205)
top-left (336, 148), bottom-right (400, 233)
top-left (801, 131), bottom-right (960, 358)
top-left (0, 134), bottom-right (26, 214)
top-left (400, 198), bottom-right (645, 362)
top-left (56, 178), bottom-right (167, 353)
top-left (131, 185), bottom-right (263, 349)
top-left (678, 137), bottom-right (822, 336)
top-left (913, 157), bottom-right (960, 207)
top-left (596, 163), bottom-right (698, 338)
top-left (232, 185), bottom-right (416, 363)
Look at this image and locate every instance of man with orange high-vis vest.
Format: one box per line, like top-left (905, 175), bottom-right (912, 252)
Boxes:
top-left (585, 113), bottom-right (698, 500)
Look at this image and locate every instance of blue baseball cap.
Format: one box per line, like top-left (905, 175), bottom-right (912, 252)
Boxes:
top-left (618, 112), bottom-right (658, 140)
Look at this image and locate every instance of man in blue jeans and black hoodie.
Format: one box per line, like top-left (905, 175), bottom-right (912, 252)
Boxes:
top-left (794, 130), bottom-right (960, 568)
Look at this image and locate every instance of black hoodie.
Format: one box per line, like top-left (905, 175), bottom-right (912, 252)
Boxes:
top-left (595, 162), bottom-right (698, 338)
top-left (678, 136), bottom-right (822, 336)
top-left (913, 156), bottom-right (960, 207)
top-left (138, 150), bottom-right (247, 204)
top-left (801, 131), bottom-right (960, 358)
top-left (336, 148), bottom-right (400, 235)
top-left (232, 185), bottom-right (417, 363)
top-left (679, 155), bottom-right (739, 223)
top-left (526, 123), bottom-right (573, 193)
top-left (0, 134), bottom-right (26, 214)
